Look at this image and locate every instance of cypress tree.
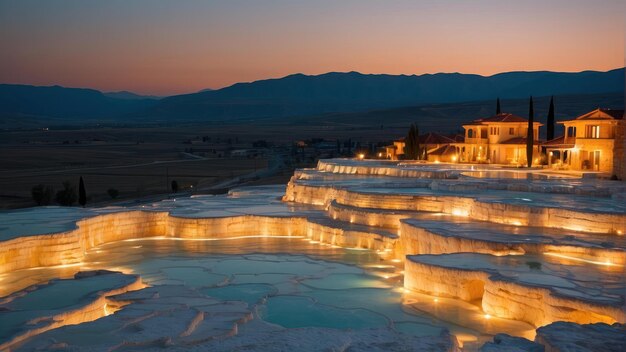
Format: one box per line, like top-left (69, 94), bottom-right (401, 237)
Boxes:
top-left (415, 124), bottom-right (421, 160)
top-left (404, 124), bottom-right (416, 159)
top-left (496, 98), bottom-right (501, 115)
top-left (78, 176), bottom-right (86, 207)
top-left (526, 96), bottom-right (534, 168)
top-left (546, 96), bottom-right (555, 141)
top-left (404, 123), bottom-right (421, 160)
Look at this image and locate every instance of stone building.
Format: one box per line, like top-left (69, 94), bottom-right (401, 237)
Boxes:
top-left (385, 133), bottom-right (459, 160)
top-left (456, 113), bottom-right (542, 165)
top-left (544, 108), bottom-right (624, 175)
top-left (614, 120), bottom-right (626, 179)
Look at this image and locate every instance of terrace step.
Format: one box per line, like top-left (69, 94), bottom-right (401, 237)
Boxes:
top-left (405, 252), bottom-right (626, 327)
top-left (401, 218), bottom-right (626, 265)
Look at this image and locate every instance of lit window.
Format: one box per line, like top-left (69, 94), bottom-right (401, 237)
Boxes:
top-left (585, 125), bottom-right (600, 138)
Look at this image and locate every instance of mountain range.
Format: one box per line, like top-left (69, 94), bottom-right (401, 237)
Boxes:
top-left (0, 84), bottom-right (156, 120)
top-left (1, 68), bottom-right (623, 123)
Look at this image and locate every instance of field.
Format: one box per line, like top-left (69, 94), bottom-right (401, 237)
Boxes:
top-left (1, 92), bottom-right (622, 209)
top-left (0, 132), bottom-right (270, 209)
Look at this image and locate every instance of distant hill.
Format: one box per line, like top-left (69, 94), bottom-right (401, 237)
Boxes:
top-left (104, 91), bottom-right (161, 100)
top-left (0, 84), bottom-right (158, 120)
top-left (1, 68), bottom-right (623, 124)
top-left (146, 68), bottom-right (624, 121)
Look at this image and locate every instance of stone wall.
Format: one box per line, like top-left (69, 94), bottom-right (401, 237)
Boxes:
top-left (613, 120), bottom-right (626, 180)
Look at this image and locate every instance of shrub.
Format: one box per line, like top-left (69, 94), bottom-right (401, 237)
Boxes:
top-left (56, 181), bottom-right (77, 206)
top-left (32, 184), bottom-right (54, 205)
top-left (107, 188), bottom-right (119, 199)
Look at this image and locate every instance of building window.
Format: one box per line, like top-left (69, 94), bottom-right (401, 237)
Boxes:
top-left (566, 126), bottom-right (576, 137)
top-left (585, 125), bottom-right (600, 138)
top-left (468, 129), bottom-right (473, 138)
top-left (509, 127), bottom-right (514, 135)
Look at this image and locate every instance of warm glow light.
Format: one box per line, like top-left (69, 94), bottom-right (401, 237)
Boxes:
top-left (103, 303), bottom-right (112, 316)
top-left (544, 252), bottom-right (620, 267)
top-left (451, 156), bottom-right (457, 162)
top-left (484, 314), bottom-right (491, 319)
top-left (122, 235), bottom-right (306, 242)
top-left (25, 262), bottom-right (84, 271)
top-left (451, 209), bottom-right (469, 217)
top-left (358, 153), bottom-right (365, 160)
top-left (434, 298), bottom-right (439, 303)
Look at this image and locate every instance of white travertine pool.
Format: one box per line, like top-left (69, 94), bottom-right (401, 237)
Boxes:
top-left (1, 159), bottom-right (624, 351)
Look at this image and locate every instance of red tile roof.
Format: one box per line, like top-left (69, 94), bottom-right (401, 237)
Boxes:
top-left (447, 134), bottom-right (465, 142)
top-left (574, 108), bottom-right (624, 120)
top-left (418, 132), bottom-right (455, 144)
top-left (543, 135), bottom-right (575, 148)
top-left (473, 113), bottom-right (528, 123)
top-left (428, 144), bottom-right (457, 156)
top-left (394, 133), bottom-right (456, 144)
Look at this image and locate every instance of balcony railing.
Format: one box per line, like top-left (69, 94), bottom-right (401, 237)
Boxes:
top-left (464, 137), bottom-right (488, 144)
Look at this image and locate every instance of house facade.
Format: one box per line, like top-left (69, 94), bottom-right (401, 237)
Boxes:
top-left (544, 108), bottom-right (624, 174)
top-left (457, 113), bottom-right (542, 165)
top-left (385, 133), bottom-right (460, 160)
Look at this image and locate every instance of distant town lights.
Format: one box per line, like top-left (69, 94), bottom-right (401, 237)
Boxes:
top-left (358, 153), bottom-right (365, 160)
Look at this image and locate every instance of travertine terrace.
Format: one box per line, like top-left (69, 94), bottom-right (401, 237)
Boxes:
top-left (1, 159), bottom-right (625, 351)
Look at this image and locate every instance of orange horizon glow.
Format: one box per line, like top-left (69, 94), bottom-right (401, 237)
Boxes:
top-left (0, 0), bottom-right (624, 96)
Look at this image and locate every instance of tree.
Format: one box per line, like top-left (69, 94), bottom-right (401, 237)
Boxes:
top-left (78, 176), bottom-right (86, 207)
top-left (526, 96), bottom-right (534, 168)
top-left (404, 123), bottom-right (421, 160)
top-left (496, 97), bottom-right (501, 115)
top-left (31, 184), bottom-right (53, 205)
top-left (171, 180), bottom-right (179, 193)
top-left (32, 184), bottom-right (45, 205)
top-left (546, 96), bottom-right (555, 141)
top-left (107, 188), bottom-right (119, 199)
top-left (56, 181), bottom-right (77, 206)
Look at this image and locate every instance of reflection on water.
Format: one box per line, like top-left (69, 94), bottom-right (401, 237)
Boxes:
top-left (461, 170), bottom-right (575, 180)
top-left (0, 236), bottom-right (535, 350)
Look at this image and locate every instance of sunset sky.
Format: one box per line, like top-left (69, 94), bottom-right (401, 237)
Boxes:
top-left (1, 0), bottom-right (624, 96)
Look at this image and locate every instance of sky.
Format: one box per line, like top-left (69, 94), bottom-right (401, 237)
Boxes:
top-left (0, 0), bottom-right (624, 96)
